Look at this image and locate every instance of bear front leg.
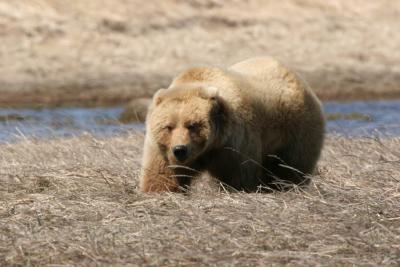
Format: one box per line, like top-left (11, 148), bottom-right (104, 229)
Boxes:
top-left (139, 141), bottom-right (197, 192)
top-left (206, 146), bottom-right (264, 192)
top-left (139, 140), bottom-right (180, 192)
top-left (229, 134), bottom-right (264, 192)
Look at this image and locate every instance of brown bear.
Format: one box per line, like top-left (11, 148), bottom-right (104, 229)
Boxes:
top-left (139, 57), bottom-right (325, 192)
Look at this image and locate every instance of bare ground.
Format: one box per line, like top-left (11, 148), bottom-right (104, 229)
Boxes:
top-left (1, 0), bottom-right (400, 107)
top-left (1, 134), bottom-right (399, 266)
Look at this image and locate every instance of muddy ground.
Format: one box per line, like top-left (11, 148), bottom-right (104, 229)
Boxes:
top-left (1, 0), bottom-right (400, 107)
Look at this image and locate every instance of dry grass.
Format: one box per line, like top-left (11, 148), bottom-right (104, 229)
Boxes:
top-left (1, 0), bottom-right (400, 106)
top-left (1, 134), bottom-right (399, 266)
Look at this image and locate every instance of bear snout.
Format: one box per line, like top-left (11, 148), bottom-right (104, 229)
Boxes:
top-left (172, 145), bottom-right (189, 161)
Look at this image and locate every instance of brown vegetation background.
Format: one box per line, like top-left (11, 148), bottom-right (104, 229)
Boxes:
top-left (1, 135), bottom-right (400, 265)
top-left (1, 0), bottom-right (400, 107)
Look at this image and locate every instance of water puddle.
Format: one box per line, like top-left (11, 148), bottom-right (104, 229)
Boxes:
top-left (0, 107), bottom-right (142, 143)
top-left (0, 100), bottom-right (399, 143)
top-left (324, 100), bottom-right (400, 137)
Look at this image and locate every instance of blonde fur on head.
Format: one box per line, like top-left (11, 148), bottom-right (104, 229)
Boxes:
top-left (153, 88), bottom-right (167, 105)
top-left (204, 86), bottom-right (218, 99)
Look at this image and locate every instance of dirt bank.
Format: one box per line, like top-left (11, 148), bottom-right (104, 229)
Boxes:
top-left (1, 0), bottom-right (400, 107)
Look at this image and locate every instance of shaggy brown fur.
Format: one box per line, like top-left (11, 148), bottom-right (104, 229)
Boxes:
top-left (140, 57), bottom-right (325, 192)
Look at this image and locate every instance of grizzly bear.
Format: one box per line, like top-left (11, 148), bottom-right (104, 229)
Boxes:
top-left (139, 57), bottom-right (325, 192)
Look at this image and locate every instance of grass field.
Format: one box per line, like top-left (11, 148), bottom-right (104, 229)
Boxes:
top-left (1, 134), bottom-right (399, 266)
top-left (1, 0), bottom-right (400, 107)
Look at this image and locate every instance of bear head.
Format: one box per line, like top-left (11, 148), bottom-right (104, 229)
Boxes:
top-left (148, 85), bottom-right (226, 166)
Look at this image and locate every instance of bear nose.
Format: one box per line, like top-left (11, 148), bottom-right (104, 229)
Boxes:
top-left (173, 145), bottom-right (188, 161)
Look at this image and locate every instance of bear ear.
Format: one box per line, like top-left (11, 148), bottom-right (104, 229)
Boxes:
top-left (153, 88), bottom-right (167, 105)
top-left (203, 86), bottom-right (219, 100)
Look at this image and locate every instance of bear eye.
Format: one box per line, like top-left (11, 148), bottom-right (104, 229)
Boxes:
top-left (163, 125), bottom-right (174, 131)
top-left (186, 123), bottom-right (201, 132)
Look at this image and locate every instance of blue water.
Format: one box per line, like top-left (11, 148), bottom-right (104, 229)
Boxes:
top-left (0, 107), bottom-right (143, 143)
top-left (0, 100), bottom-right (399, 142)
top-left (324, 100), bottom-right (400, 137)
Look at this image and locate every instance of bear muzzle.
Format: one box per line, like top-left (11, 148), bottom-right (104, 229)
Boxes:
top-left (172, 145), bottom-right (189, 162)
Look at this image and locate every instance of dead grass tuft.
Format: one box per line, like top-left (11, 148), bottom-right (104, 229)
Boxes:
top-left (0, 135), bottom-right (399, 266)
